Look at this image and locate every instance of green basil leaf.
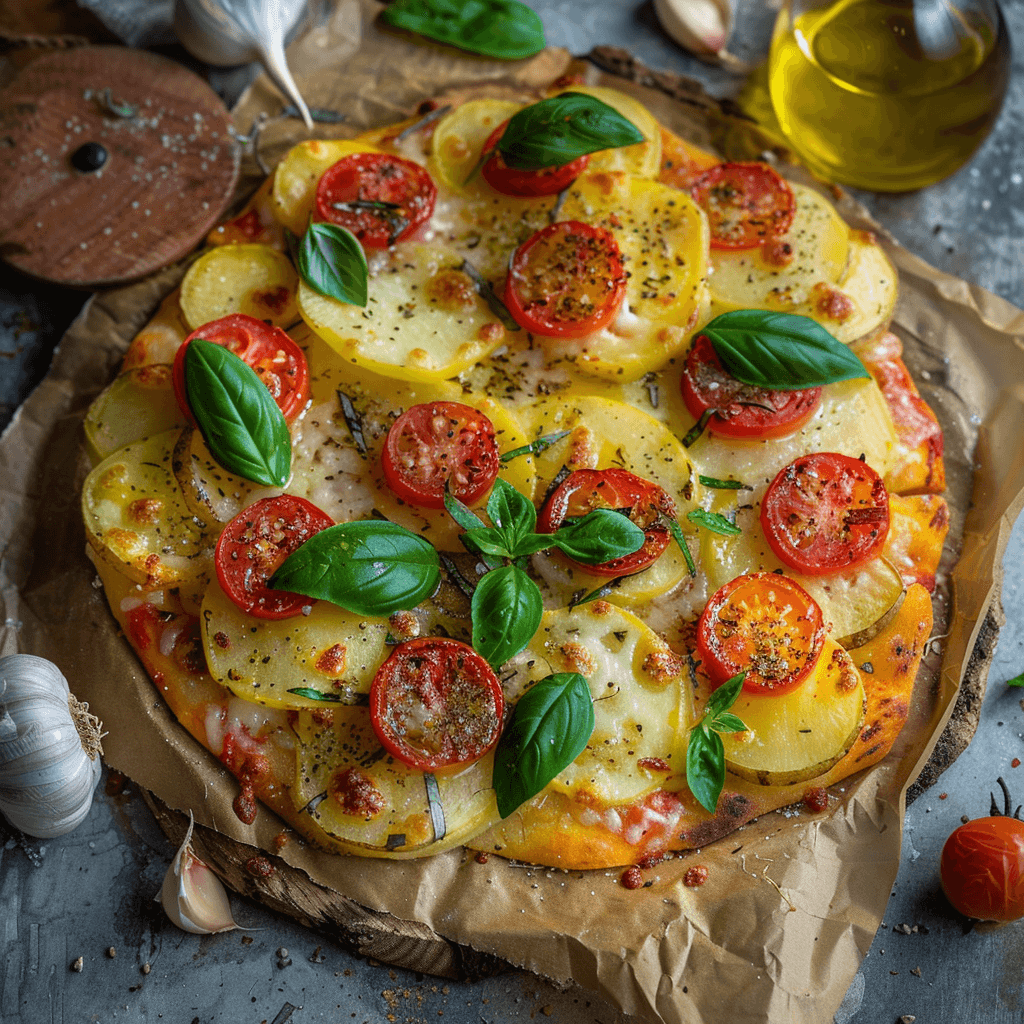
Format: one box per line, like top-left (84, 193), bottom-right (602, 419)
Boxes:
top-left (497, 93), bottom-right (644, 171)
top-left (443, 487), bottom-right (486, 531)
top-left (493, 672), bottom-right (594, 818)
top-left (704, 671), bottom-right (746, 722)
top-left (699, 474), bottom-right (746, 490)
top-left (286, 687), bottom-right (369, 707)
top-left (687, 508), bottom-right (742, 536)
top-left (509, 532), bottom-right (561, 558)
top-left (298, 222), bottom-right (368, 306)
top-left (500, 430), bottom-right (570, 464)
top-left (461, 526), bottom-right (513, 560)
top-left (1007, 671), bottom-right (1024, 688)
top-left (270, 519), bottom-right (439, 616)
top-left (701, 310), bottom-right (870, 390)
top-left (549, 509), bottom-right (645, 564)
top-left (487, 477), bottom-right (536, 534)
top-left (184, 340), bottom-right (291, 487)
top-left (379, 0), bottom-right (545, 60)
top-left (659, 512), bottom-right (696, 577)
top-left (710, 711), bottom-right (748, 735)
top-left (471, 564), bottom-right (543, 667)
top-left (686, 725), bottom-right (725, 814)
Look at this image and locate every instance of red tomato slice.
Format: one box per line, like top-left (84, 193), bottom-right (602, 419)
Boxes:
top-left (504, 221), bottom-right (627, 338)
top-left (480, 120), bottom-right (590, 197)
top-left (697, 573), bottom-right (825, 695)
top-left (537, 467), bottom-right (676, 577)
top-left (369, 637), bottom-right (504, 771)
top-left (690, 162), bottom-right (796, 250)
top-left (215, 495), bottom-right (334, 620)
top-left (381, 402), bottom-right (500, 510)
top-left (173, 314), bottom-right (311, 425)
top-left (314, 152), bottom-right (436, 249)
top-left (760, 452), bottom-right (890, 576)
top-left (680, 333), bottom-right (821, 439)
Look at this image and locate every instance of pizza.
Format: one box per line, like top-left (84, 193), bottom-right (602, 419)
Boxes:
top-left (79, 79), bottom-right (948, 871)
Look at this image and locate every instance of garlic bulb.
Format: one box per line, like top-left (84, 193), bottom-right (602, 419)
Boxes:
top-left (160, 813), bottom-right (239, 934)
top-left (653, 0), bottom-right (751, 71)
top-left (0, 654), bottom-right (103, 838)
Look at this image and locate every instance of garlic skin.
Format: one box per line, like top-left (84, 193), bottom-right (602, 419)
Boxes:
top-left (160, 814), bottom-right (239, 935)
top-left (653, 0), bottom-right (751, 71)
top-left (0, 654), bottom-right (103, 838)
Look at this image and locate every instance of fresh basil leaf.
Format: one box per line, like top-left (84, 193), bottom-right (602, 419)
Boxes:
top-left (443, 487), bottom-right (486, 532)
top-left (286, 687), bottom-right (369, 706)
top-left (549, 509), bottom-right (645, 564)
top-left (508, 532), bottom-right (562, 559)
top-left (270, 519), bottom-right (439, 616)
top-left (497, 93), bottom-right (644, 171)
top-left (704, 671), bottom-right (746, 722)
top-left (686, 725), bottom-right (725, 814)
top-left (493, 672), bottom-right (594, 818)
top-left (659, 512), bottom-right (696, 577)
top-left (701, 310), bottom-right (870, 390)
top-left (298, 222), bottom-right (368, 306)
top-left (486, 477), bottom-right (536, 552)
top-left (184, 340), bottom-right (291, 487)
top-left (461, 526), bottom-right (513, 560)
top-left (1007, 671), bottom-right (1024, 687)
top-left (500, 430), bottom-right (570, 464)
top-left (379, 0), bottom-right (545, 60)
top-left (699, 474), bottom-right (746, 490)
top-left (471, 564), bottom-right (543, 667)
top-left (687, 508), bottom-right (742, 536)
top-left (710, 711), bottom-right (748, 735)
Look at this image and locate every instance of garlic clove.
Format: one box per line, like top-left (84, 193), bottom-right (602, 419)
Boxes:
top-left (653, 0), bottom-right (751, 71)
top-left (159, 814), bottom-right (239, 935)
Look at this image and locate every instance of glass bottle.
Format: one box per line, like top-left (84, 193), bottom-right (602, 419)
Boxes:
top-left (768, 0), bottom-right (1011, 191)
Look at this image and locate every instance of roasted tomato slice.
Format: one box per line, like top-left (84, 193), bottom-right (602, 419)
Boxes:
top-left (313, 152), bottom-right (437, 248)
top-left (215, 495), bottom-right (333, 620)
top-left (504, 220), bottom-right (627, 338)
top-left (480, 120), bottom-right (590, 197)
top-left (697, 573), bottom-right (826, 695)
top-left (760, 452), bottom-right (890, 576)
top-left (369, 637), bottom-right (504, 771)
top-left (381, 401), bottom-right (501, 509)
top-left (173, 313), bottom-right (311, 424)
top-left (537, 467), bottom-right (676, 577)
top-left (689, 162), bottom-right (796, 250)
top-left (681, 333), bottom-right (821, 439)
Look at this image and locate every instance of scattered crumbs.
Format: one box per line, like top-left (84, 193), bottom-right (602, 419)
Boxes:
top-left (962, 814), bottom-right (971, 823)
top-left (1012, 758), bottom-right (1020, 768)
top-left (898, 1017), bottom-right (916, 1024)
top-left (106, 947), bottom-right (116, 959)
top-left (939, 793), bottom-right (947, 800)
top-left (141, 963), bottom-right (151, 975)
top-left (71, 956), bottom-right (84, 972)
top-left (241, 935), bottom-right (254, 946)
top-left (911, 967), bottom-right (922, 977)
top-left (309, 946), bottom-right (326, 963)
top-left (128, 984), bottom-right (141, 993)
top-left (893, 923), bottom-right (913, 934)
top-left (890, 970), bottom-right (899, 976)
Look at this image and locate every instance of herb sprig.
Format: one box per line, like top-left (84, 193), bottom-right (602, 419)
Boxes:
top-left (687, 672), bottom-right (748, 813)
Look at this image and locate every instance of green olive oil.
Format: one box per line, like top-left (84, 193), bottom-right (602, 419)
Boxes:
top-left (769, 0), bottom-right (1010, 191)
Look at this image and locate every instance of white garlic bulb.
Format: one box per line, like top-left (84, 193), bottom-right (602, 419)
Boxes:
top-left (0, 654), bottom-right (104, 838)
top-left (160, 813), bottom-right (239, 934)
top-left (653, 0), bottom-right (751, 71)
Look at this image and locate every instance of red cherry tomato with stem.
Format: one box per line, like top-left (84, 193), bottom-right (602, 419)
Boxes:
top-left (690, 162), bottom-right (796, 250)
top-left (173, 314), bottom-right (310, 424)
top-left (381, 402), bottom-right (501, 510)
top-left (697, 572), bottom-right (825, 695)
top-left (681, 333), bottom-right (821, 440)
top-left (760, 452), bottom-right (890, 576)
top-left (314, 152), bottom-right (436, 249)
top-left (480, 120), bottom-right (590, 197)
top-left (215, 495), bottom-right (333, 619)
top-left (370, 637), bottom-right (504, 771)
top-left (504, 220), bottom-right (627, 338)
top-left (537, 467), bottom-right (676, 577)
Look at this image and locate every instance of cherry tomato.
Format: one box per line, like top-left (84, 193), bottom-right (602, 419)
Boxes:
top-left (680, 333), bottom-right (821, 440)
top-left (215, 495), bottom-right (333, 620)
top-left (173, 314), bottom-right (310, 424)
top-left (941, 816), bottom-right (1024, 921)
top-left (697, 573), bottom-right (825, 695)
top-left (313, 152), bottom-right (436, 248)
top-left (760, 452), bottom-right (890, 576)
top-left (369, 637), bottom-right (504, 771)
top-left (504, 220), bottom-right (627, 338)
top-left (480, 120), bottom-right (590, 197)
top-left (537, 468), bottom-right (676, 577)
top-left (381, 402), bottom-right (501, 510)
top-left (690, 162), bottom-right (796, 250)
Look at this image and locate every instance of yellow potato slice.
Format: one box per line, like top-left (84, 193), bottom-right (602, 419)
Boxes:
top-left (171, 426), bottom-right (260, 526)
top-left (719, 639), bottom-right (866, 787)
top-left (560, 86), bottom-right (662, 178)
top-left (830, 234), bottom-right (899, 343)
top-left (427, 98), bottom-right (523, 191)
top-left (201, 579), bottom-right (390, 709)
top-left (84, 365), bottom-right (185, 465)
top-left (504, 604), bottom-right (693, 809)
top-left (292, 707), bottom-right (499, 857)
top-left (179, 244), bottom-right (298, 330)
top-left (298, 242), bottom-right (508, 383)
top-left (270, 139), bottom-right (384, 236)
top-left (82, 429), bottom-right (212, 588)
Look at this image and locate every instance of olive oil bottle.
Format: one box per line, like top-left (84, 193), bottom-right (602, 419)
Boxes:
top-left (768, 0), bottom-right (1010, 191)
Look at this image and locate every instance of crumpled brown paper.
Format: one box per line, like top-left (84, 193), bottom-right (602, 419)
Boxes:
top-left (3, 3), bottom-right (1024, 1022)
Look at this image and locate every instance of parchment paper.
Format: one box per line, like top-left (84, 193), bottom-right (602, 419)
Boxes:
top-left (3, 3), bottom-right (1024, 1022)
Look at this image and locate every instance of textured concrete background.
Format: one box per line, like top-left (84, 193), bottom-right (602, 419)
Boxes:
top-left (2, 2), bottom-right (1023, 1022)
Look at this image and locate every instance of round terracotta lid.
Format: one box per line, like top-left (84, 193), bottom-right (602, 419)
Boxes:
top-left (0, 46), bottom-right (241, 288)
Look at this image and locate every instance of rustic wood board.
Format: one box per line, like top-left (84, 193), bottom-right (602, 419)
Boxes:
top-left (0, 46), bottom-right (239, 287)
